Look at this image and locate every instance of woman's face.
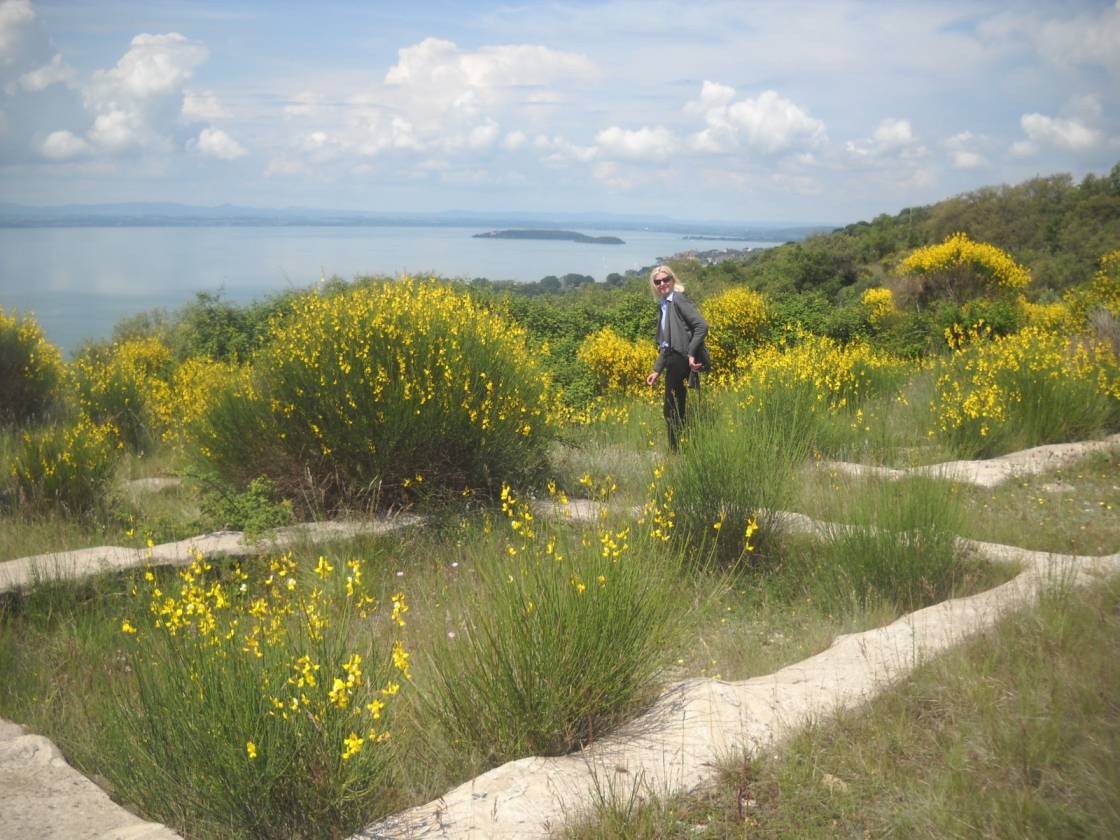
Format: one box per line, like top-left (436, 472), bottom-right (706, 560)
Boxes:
top-left (653, 273), bottom-right (673, 298)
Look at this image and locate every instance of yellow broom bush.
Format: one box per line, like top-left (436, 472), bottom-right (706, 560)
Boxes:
top-left (0, 306), bottom-right (63, 427)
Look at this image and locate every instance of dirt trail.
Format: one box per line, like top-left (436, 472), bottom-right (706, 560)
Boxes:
top-left (0, 517), bottom-right (420, 595)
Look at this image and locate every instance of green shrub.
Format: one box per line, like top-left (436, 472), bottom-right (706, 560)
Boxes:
top-left (192, 279), bottom-right (559, 511)
top-left (198, 475), bottom-right (293, 537)
top-left (109, 551), bottom-right (410, 839)
top-left (0, 306), bottom-right (63, 427)
top-left (419, 486), bottom-right (683, 762)
top-left (8, 416), bottom-right (120, 514)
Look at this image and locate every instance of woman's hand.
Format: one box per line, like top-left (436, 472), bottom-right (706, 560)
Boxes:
top-left (646, 371), bottom-right (659, 386)
top-left (688, 355), bottom-right (702, 371)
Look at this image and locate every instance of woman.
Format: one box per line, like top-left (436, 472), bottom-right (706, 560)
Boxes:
top-left (644, 265), bottom-right (708, 451)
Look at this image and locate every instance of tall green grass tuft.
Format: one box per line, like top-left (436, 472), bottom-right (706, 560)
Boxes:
top-left (806, 475), bottom-right (967, 612)
top-left (418, 485), bottom-right (684, 763)
top-left (191, 279), bottom-right (558, 512)
top-left (665, 387), bottom-right (815, 565)
top-left (106, 551), bottom-right (410, 839)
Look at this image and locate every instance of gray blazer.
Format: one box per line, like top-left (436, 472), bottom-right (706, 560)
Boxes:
top-left (654, 292), bottom-right (709, 374)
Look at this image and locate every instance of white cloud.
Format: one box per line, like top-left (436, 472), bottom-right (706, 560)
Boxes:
top-left (195, 126), bottom-right (247, 160)
top-left (0, 0), bottom-right (34, 65)
top-left (535, 133), bottom-right (597, 164)
top-left (269, 38), bottom-right (596, 173)
top-left (88, 108), bottom-right (143, 151)
top-left (846, 117), bottom-right (924, 159)
top-left (374, 37), bottom-right (600, 143)
top-left (39, 129), bottom-right (89, 159)
top-left (872, 118), bottom-right (913, 149)
top-left (687, 85), bottom-right (826, 154)
top-left (88, 33), bottom-right (207, 102)
top-left (1018, 112), bottom-right (1101, 152)
top-left (182, 90), bottom-right (228, 122)
top-left (595, 125), bottom-right (677, 161)
top-left (467, 119), bottom-right (499, 149)
top-left (18, 53), bottom-right (75, 91)
top-left (1025, 2), bottom-right (1120, 76)
top-left (944, 131), bottom-right (987, 169)
top-left (592, 160), bottom-right (634, 190)
top-left (683, 80), bottom-right (735, 115)
top-left (354, 115), bottom-right (420, 156)
top-left (952, 150), bottom-right (983, 169)
top-left (301, 129), bottom-right (337, 153)
top-left (385, 37), bottom-right (597, 90)
top-left (501, 130), bottom-right (526, 150)
top-left (41, 31), bottom-right (214, 158)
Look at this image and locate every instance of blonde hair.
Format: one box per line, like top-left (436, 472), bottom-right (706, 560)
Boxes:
top-left (649, 265), bottom-right (684, 298)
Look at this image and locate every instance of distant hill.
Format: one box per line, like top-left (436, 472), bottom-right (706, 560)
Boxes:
top-left (0, 202), bottom-right (827, 242)
top-left (723, 163), bottom-right (1120, 299)
top-left (474, 229), bottom-right (625, 245)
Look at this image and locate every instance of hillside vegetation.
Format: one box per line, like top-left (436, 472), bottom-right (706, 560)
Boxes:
top-left (1, 165), bottom-right (1118, 840)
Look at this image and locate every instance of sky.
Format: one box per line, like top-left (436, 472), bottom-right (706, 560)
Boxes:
top-left (0, 0), bottom-right (1118, 225)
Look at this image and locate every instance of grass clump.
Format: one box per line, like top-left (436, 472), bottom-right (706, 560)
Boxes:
top-left (666, 388), bottom-right (815, 564)
top-left (418, 484), bottom-right (685, 763)
top-left (804, 475), bottom-right (968, 612)
top-left (106, 550), bottom-right (410, 839)
top-left (192, 279), bottom-right (558, 512)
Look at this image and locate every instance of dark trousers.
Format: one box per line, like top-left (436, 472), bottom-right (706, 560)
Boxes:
top-left (661, 350), bottom-right (688, 451)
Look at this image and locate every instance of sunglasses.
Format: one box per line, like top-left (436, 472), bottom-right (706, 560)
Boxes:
top-left (654, 276), bottom-right (673, 286)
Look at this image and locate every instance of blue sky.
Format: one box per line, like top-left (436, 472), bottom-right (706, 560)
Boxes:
top-left (1, 0), bottom-right (1118, 224)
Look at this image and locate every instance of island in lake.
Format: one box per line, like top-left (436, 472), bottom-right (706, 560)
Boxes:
top-left (473, 229), bottom-right (625, 245)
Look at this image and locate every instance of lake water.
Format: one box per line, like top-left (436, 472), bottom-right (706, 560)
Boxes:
top-left (0, 226), bottom-right (769, 355)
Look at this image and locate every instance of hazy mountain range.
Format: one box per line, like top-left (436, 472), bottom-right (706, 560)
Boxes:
top-left (0, 202), bottom-right (829, 242)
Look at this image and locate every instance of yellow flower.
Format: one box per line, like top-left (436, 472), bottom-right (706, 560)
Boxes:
top-left (120, 620), bottom-right (137, 635)
top-left (314, 556), bottom-right (334, 578)
top-left (391, 641), bottom-right (411, 679)
top-left (328, 677), bottom-right (350, 708)
top-left (246, 741), bottom-right (258, 759)
top-left (341, 732), bottom-right (364, 760)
